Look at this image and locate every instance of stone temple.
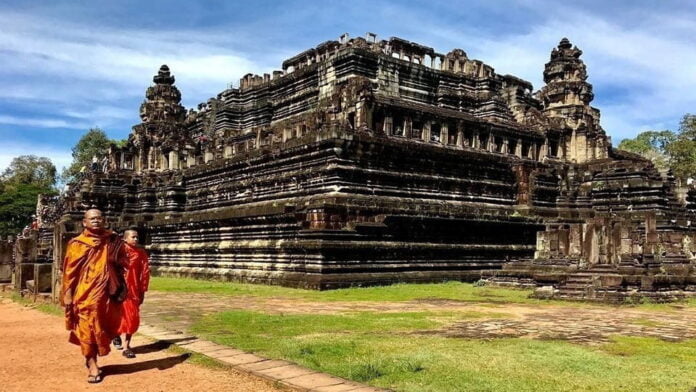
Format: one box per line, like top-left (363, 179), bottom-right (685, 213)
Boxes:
top-left (10, 33), bottom-right (696, 302)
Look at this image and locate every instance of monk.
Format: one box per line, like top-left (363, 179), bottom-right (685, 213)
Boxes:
top-left (61, 209), bottom-right (127, 383)
top-left (112, 228), bottom-right (150, 358)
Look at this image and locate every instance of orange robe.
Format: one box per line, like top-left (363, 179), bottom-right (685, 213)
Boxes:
top-left (61, 230), bottom-right (127, 357)
top-left (118, 244), bottom-right (150, 335)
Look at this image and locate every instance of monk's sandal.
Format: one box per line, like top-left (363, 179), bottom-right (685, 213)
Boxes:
top-left (112, 337), bottom-right (123, 350)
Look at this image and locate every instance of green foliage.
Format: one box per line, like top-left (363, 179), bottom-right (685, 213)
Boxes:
top-left (1, 155), bottom-right (56, 188)
top-left (60, 127), bottom-right (113, 182)
top-left (0, 183), bottom-right (56, 238)
top-left (617, 130), bottom-right (675, 171)
top-left (0, 154), bottom-right (57, 238)
top-left (618, 114), bottom-right (696, 182)
top-left (665, 114), bottom-right (696, 182)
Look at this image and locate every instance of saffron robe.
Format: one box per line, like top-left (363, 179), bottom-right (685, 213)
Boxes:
top-left (61, 230), bottom-right (126, 357)
top-left (118, 244), bottom-right (150, 335)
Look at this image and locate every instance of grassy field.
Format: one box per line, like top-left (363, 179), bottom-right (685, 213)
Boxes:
top-left (149, 277), bottom-right (696, 391)
top-left (190, 309), bottom-right (696, 392)
top-left (150, 276), bottom-right (696, 309)
top-left (151, 277), bottom-right (570, 305)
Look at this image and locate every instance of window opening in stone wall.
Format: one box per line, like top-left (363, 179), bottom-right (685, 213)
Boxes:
top-left (495, 136), bottom-right (504, 153)
top-left (412, 120), bottom-right (423, 139)
top-left (432, 56), bottom-right (441, 69)
top-left (549, 140), bottom-right (559, 157)
top-left (479, 132), bottom-right (489, 150)
top-left (464, 129), bottom-right (474, 147)
top-left (521, 142), bottom-right (530, 158)
top-left (448, 121), bottom-right (458, 145)
top-left (430, 123), bottom-right (441, 142)
top-left (508, 139), bottom-right (517, 155)
top-left (393, 114), bottom-right (404, 136)
top-left (348, 112), bottom-right (356, 129)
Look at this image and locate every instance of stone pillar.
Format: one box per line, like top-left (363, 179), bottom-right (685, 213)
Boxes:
top-left (383, 115), bottom-right (393, 135)
top-left (515, 138), bottom-right (523, 157)
top-left (404, 117), bottom-right (413, 139)
top-left (158, 150), bottom-right (167, 172)
top-left (472, 130), bottom-right (479, 149)
top-left (441, 123), bottom-right (449, 145)
top-left (457, 129), bottom-right (465, 148)
top-left (531, 142), bottom-right (538, 160)
top-left (423, 121), bottom-right (431, 142)
top-left (168, 150), bottom-right (179, 170)
top-left (502, 138), bottom-right (509, 154)
top-left (147, 148), bottom-right (154, 170)
top-left (541, 138), bottom-right (549, 158)
top-left (204, 150), bottom-right (214, 163)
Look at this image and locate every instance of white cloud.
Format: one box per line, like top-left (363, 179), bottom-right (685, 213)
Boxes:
top-left (0, 11), bottom-right (274, 111)
top-left (0, 142), bottom-right (73, 174)
top-left (0, 115), bottom-right (90, 129)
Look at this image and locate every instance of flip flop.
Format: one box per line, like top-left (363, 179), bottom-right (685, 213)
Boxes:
top-left (123, 349), bottom-right (136, 359)
top-left (87, 374), bottom-right (103, 384)
top-left (85, 362), bottom-right (103, 376)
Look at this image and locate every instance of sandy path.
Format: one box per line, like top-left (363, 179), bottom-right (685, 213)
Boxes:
top-left (0, 299), bottom-right (279, 392)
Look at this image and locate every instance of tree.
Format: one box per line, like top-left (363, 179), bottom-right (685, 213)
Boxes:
top-left (0, 155), bottom-right (57, 238)
top-left (618, 114), bottom-right (696, 184)
top-left (1, 155), bottom-right (57, 188)
top-left (61, 127), bottom-right (113, 182)
top-left (617, 130), bottom-right (675, 171)
top-left (666, 114), bottom-right (696, 182)
top-left (0, 183), bottom-right (56, 238)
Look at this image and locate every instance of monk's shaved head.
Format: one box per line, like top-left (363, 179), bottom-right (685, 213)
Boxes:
top-left (82, 209), bottom-right (104, 233)
top-left (123, 229), bottom-right (139, 246)
top-left (84, 209), bottom-right (102, 219)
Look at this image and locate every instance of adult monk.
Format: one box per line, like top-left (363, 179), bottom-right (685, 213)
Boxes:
top-left (112, 228), bottom-right (150, 358)
top-left (61, 209), bottom-right (127, 383)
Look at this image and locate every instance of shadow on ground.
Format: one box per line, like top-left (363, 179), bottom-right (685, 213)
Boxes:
top-left (131, 337), bottom-right (196, 355)
top-left (101, 353), bottom-right (191, 378)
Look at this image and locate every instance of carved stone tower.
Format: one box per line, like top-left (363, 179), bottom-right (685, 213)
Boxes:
top-left (131, 65), bottom-right (187, 171)
top-left (536, 38), bottom-right (608, 163)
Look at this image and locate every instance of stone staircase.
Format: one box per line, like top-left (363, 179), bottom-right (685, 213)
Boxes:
top-left (555, 265), bottom-right (625, 303)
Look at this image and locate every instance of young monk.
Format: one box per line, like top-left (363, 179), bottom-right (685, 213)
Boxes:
top-left (112, 228), bottom-right (150, 358)
top-left (61, 209), bottom-right (127, 383)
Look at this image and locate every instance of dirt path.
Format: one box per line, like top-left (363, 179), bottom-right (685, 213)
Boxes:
top-left (0, 299), bottom-right (280, 392)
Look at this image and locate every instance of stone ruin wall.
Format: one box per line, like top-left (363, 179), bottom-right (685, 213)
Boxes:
top-left (11, 33), bottom-right (696, 301)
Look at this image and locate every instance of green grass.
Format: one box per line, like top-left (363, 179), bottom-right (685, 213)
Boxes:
top-left (630, 318), bottom-right (666, 328)
top-left (167, 344), bottom-right (231, 371)
top-left (190, 309), bottom-right (696, 392)
top-left (151, 277), bottom-right (571, 305)
top-left (151, 276), bottom-right (696, 311)
top-left (8, 292), bottom-right (64, 316)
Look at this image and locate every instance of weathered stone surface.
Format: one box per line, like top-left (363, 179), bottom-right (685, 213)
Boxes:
top-left (12, 33), bottom-right (696, 301)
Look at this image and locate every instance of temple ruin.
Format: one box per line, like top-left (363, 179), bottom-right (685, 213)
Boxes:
top-left (8, 33), bottom-right (696, 302)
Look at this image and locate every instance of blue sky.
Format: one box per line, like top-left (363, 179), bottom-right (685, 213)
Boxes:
top-left (2, 0), bottom-right (696, 173)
